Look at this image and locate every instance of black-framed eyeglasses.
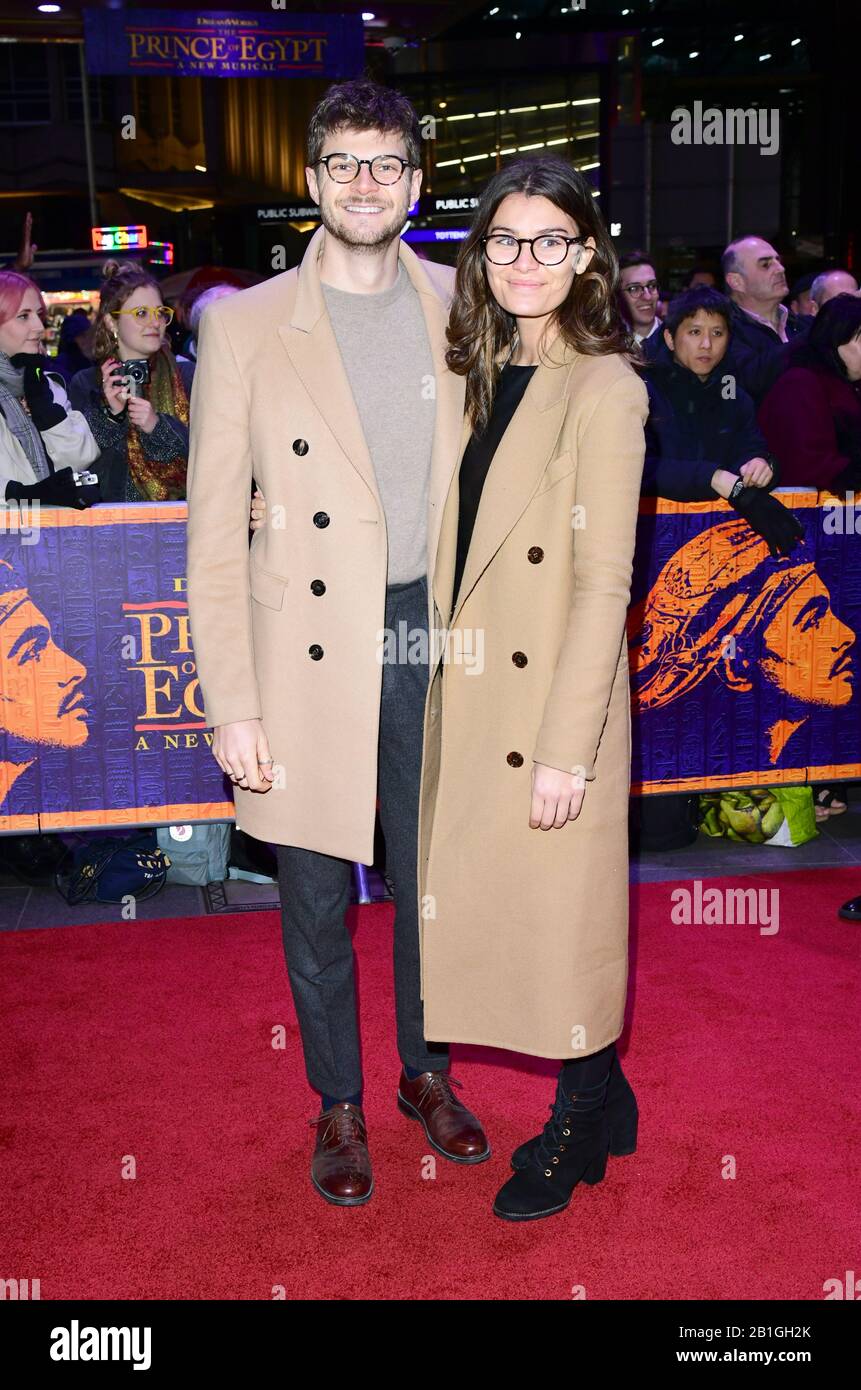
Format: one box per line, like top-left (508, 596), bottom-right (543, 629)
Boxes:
top-left (316, 153), bottom-right (415, 185)
top-left (481, 233), bottom-right (588, 267)
top-left (622, 280), bottom-right (659, 297)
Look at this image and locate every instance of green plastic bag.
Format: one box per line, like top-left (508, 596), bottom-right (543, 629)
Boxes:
top-left (699, 787), bottom-right (818, 847)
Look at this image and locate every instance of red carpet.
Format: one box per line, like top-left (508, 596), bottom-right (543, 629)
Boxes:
top-left (2, 868), bottom-right (860, 1300)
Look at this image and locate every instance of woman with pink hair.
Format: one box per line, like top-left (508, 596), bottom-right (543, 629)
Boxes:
top-left (0, 271), bottom-right (99, 509)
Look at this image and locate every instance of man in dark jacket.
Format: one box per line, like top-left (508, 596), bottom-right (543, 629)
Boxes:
top-left (720, 236), bottom-right (809, 402)
top-left (642, 286), bottom-right (803, 557)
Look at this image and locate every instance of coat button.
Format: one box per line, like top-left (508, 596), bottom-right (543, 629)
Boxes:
top-left (309, 644), bottom-right (324, 660)
top-left (527, 546), bottom-right (544, 564)
top-left (512, 651), bottom-right (528, 668)
top-left (310, 579), bottom-right (326, 596)
top-left (313, 512), bottom-right (330, 528)
top-left (507, 751), bottom-right (524, 767)
top-left (292, 439), bottom-right (309, 455)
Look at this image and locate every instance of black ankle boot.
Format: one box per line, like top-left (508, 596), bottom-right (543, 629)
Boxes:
top-left (493, 1060), bottom-right (612, 1222)
top-left (510, 1047), bottom-right (638, 1171)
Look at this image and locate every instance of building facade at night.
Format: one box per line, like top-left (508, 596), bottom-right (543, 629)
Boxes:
top-left (0, 1), bottom-right (854, 291)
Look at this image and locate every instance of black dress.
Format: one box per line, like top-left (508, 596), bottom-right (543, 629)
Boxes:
top-left (451, 362), bottom-right (537, 617)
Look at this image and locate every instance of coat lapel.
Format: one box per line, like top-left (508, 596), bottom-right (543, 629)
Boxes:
top-left (432, 412), bottom-right (472, 624)
top-left (414, 282), bottom-right (466, 594)
top-left (435, 344), bottom-right (577, 628)
top-left (277, 226), bottom-right (378, 506)
top-left (277, 226), bottom-right (466, 551)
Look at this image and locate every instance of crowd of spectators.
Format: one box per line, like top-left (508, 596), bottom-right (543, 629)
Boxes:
top-left (621, 236), bottom-right (860, 843)
top-left (1, 224), bottom-right (857, 867)
top-left (2, 227), bottom-right (857, 515)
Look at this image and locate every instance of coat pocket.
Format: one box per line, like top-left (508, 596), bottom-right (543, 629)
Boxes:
top-left (534, 449), bottom-right (576, 495)
top-left (249, 559), bottom-right (288, 610)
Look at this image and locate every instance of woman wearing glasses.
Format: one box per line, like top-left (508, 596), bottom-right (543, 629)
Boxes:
top-left (418, 155), bottom-right (648, 1221)
top-left (70, 260), bottom-right (192, 501)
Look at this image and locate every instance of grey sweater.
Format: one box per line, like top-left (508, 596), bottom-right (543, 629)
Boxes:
top-left (322, 263), bottom-right (436, 584)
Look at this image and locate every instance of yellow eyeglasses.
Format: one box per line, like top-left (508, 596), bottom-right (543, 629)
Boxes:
top-left (113, 305), bottom-right (174, 326)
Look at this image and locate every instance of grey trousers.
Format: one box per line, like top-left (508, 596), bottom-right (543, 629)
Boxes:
top-left (275, 573), bottom-right (449, 1098)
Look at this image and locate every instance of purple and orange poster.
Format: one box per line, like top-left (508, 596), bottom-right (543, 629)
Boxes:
top-left (0, 504), bottom-right (232, 834)
top-left (629, 492), bottom-right (861, 792)
top-left (1, 494), bottom-right (859, 833)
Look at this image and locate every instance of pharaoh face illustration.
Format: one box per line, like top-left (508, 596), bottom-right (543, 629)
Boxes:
top-left (628, 520), bottom-right (855, 719)
top-left (1, 562), bottom-right (90, 750)
top-left (759, 571), bottom-right (854, 706)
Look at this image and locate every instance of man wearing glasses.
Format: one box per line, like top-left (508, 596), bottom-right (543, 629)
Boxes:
top-left (187, 79), bottom-right (489, 1209)
top-left (619, 250), bottom-right (663, 355)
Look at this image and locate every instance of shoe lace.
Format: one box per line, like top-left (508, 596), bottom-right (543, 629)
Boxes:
top-left (309, 1105), bottom-right (366, 1148)
top-left (418, 1072), bottom-right (465, 1113)
top-left (532, 1078), bottom-right (608, 1171)
top-left (533, 1092), bottom-right (575, 1170)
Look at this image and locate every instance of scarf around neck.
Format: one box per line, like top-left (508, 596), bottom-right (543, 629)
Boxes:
top-left (0, 350), bottom-right (51, 481)
top-left (125, 347), bottom-right (189, 500)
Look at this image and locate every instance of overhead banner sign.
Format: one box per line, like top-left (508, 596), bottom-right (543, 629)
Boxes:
top-left (1, 495), bottom-right (859, 834)
top-left (82, 9), bottom-right (365, 80)
top-left (628, 493), bottom-right (861, 793)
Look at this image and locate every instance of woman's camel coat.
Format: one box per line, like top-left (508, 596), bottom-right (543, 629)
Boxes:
top-left (417, 343), bottom-right (648, 1059)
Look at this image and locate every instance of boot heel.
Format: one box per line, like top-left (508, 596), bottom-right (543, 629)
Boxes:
top-left (609, 1114), bottom-right (638, 1157)
top-left (582, 1148), bottom-right (608, 1186)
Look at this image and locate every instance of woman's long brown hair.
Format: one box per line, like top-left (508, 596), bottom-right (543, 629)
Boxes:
top-left (446, 156), bottom-right (635, 433)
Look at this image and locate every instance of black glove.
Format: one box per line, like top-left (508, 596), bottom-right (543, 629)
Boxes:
top-left (730, 487), bottom-right (804, 558)
top-left (5, 467), bottom-right (89, 509)
top-left (9, 352), bottom-right (66, 430)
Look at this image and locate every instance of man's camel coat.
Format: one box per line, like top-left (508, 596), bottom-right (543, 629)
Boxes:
top-left (417, 344), bottom-right (648, 1059)
top-left (186, 226), bottom-right (464, 864)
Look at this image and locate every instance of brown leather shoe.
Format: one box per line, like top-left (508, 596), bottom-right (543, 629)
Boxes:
top-left (397, 1069), bottom-right (491, 1164)
top-left (309, 1103), bottom-right (374, 1206)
